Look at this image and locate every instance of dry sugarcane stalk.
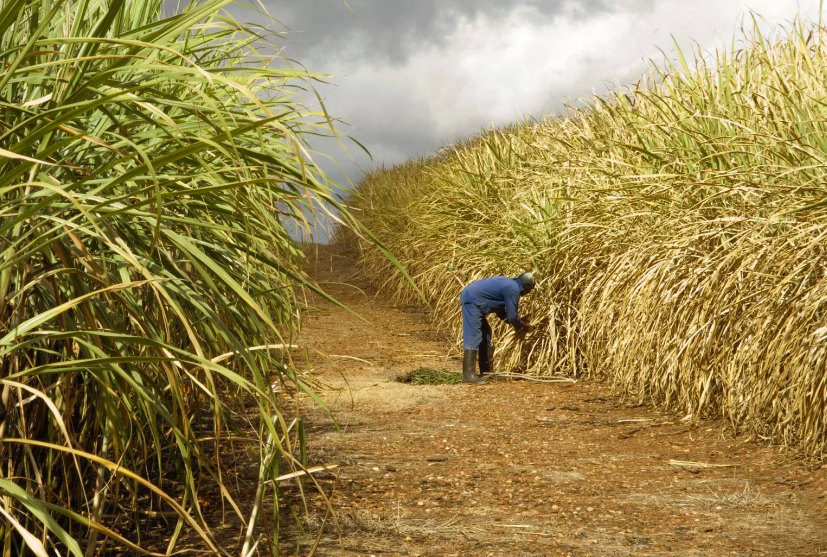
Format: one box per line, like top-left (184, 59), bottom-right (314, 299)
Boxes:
top-left (342, 17), bottom-right (827, 460)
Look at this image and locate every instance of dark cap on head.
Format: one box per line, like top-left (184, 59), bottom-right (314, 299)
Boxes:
top-left (517, 272), bottom-right (535, 293)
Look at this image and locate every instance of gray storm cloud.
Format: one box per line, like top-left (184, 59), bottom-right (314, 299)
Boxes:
top-left (271, 0), bottom-right (617, 66)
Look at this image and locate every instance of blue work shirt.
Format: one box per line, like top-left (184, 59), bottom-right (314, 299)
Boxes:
top-left (460, 276), bottom-right (525, 329)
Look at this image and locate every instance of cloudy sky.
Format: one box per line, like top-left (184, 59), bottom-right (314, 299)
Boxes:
top-left (239, 0), bottom-right (824, 240)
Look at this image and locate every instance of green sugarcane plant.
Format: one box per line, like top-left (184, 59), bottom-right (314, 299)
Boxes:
top-left (0, 0), bottom-right (363, 554)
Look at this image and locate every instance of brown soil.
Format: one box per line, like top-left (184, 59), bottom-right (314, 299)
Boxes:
top-left (292, 244), bottom-right (827, 557)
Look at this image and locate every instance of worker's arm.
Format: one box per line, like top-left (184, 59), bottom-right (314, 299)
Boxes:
top-left (504, 288), bottom-right (526, 331)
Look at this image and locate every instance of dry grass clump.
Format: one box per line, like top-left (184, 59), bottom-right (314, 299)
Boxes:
top-left (697, 481), bottom-right (778, 509)
top-left (343, 18), bottom-right (827, 459)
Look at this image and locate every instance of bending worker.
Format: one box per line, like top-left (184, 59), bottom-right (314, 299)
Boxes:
top-left (459, 272), bottom-right (535, 384)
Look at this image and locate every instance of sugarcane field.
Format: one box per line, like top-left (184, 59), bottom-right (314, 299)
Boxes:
top-left (2, 0), bottom-right (827, 555)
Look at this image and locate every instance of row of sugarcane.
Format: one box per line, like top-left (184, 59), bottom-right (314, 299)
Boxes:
top-left (345, 17), bottom-right (827, 462)
top-left (0, 0), bottom-right (366, 554)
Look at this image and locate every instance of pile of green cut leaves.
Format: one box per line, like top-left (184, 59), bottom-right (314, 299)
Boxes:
top-left (397, 367), bottom-right (463, 385)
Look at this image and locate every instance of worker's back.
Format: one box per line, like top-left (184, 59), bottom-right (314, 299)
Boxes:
top-left (460, 276), bottom-right (521, 314)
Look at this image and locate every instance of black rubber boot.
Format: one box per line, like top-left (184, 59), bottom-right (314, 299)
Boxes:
top-left (462, 350), bottom-right (487, 384)
top-left (478, 343), bottom-right (494, 376)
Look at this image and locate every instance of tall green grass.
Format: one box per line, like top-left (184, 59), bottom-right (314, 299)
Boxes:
top-left (0, 0), bottom-right (360, 553)
top-left (346, 18), bottom-right (827, 460)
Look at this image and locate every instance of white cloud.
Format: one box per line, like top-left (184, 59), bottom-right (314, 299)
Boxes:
top-left (303, 0), bottom-right (821, 172)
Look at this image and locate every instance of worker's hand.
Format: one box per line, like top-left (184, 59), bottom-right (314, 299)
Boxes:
top-left (515, 319), bottom-right (531, 337)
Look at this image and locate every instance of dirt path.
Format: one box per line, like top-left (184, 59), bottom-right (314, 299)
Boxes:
top-left (296, 245), bottom-right (827, 557)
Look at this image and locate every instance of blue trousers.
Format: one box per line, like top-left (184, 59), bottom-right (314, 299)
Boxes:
top-left (461, 302), bottom-right (492, 350)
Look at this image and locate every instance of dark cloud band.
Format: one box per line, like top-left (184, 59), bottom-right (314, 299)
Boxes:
top-left (270, 0), bottom-right (613, 65)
